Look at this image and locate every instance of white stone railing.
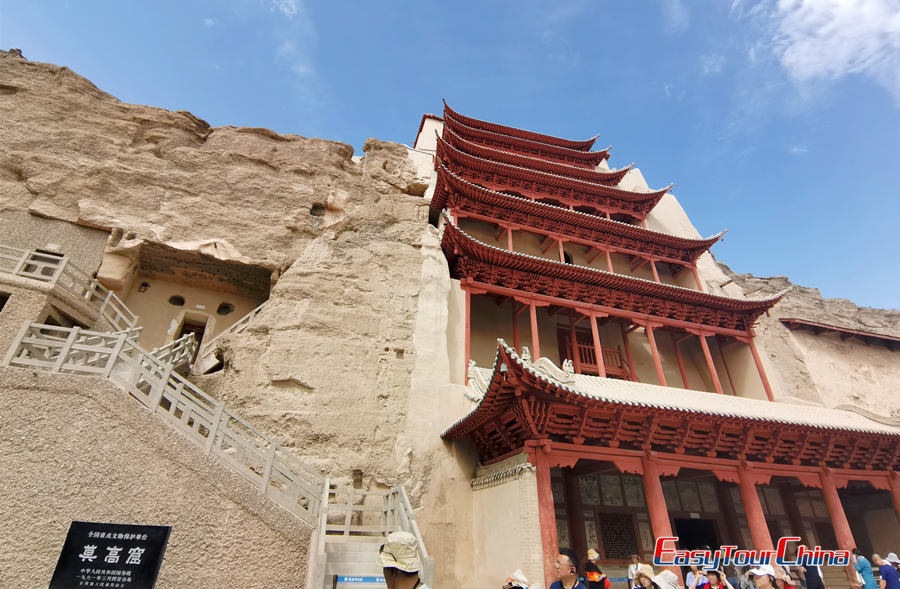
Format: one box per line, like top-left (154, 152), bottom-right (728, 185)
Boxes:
top-left (150, 332), bottom-right (197, 368)
top-left (0, 244), bottom-right (137, 331)
top-left (308, 485), bottom-right (434, 588)
top-left (195, 301), bottom-right (267, 363)
top-left (2, 322), bottom-right (326, 524)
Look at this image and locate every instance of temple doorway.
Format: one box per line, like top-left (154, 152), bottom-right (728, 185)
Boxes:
top-left (674, 517), bottom-right (720, 550)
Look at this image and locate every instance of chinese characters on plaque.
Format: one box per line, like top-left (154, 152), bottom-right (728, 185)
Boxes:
top-left (49, 521), bottom-right (170, 589)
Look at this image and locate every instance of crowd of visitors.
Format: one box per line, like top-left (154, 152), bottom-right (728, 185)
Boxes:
top-left (496, 548), bottom-right (900, 589)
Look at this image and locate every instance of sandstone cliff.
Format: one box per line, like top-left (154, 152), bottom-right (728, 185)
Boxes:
top-left (0, 47), bottom-right (442, 491)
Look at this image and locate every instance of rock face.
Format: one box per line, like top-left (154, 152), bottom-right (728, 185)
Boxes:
top-left (719, 263), bottom-right (900, 415)
top-left (0, 49), bottom-right (458, 586)
top-left (0, 50), bottom-right (427, 268)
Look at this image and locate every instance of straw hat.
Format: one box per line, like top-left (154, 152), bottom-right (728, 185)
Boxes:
top-left (505, 569), bottom-right (531, 589)
top-left (635, 564), bottom-right (655, 582)
top-left (587, 549), bottom-right (600, 561)
top-left (652, 570), bottom-right (681, 589)
top-left (376, 531), bottom-right (420, 573)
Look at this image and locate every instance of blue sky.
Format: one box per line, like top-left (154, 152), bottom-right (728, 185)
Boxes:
top-left (2, 0), bottom-right (899, 311)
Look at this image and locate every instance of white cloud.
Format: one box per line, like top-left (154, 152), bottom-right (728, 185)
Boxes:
top-left (700, 53), bottom-right (727, 75)
top-left (275, 39), bottom-right (314, 79)
top-left (664, 83), bottom-right (686, 100)
top-left (272, 0), bottom-right (300, 19)
top-left (772, 0), bottom-right (900, 103)
top-left (202, 17), bottom-right (215, 28)
top-left (787, 144), bottom-right (809, 154)
top-left (662, 0), bottom-right (690, 35)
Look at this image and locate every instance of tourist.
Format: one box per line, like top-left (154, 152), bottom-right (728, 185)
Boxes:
top-left (706, 569), bottom-right (735, 589)
top-left (887, 554), bottom-right (900, 574)
top-left (651, 570), bottom-right (682, 589)
top-left (749, 564), bottom-right (778, 589)
top-left (686, 564), bottom-right (710, 589)
top-left (585, 549), bottom-right (610, 589)
top-left (377, 531), bottom-right (430, 589)
top-left (798, 545), bottom-right (825, 589)
top-left (503, 569), bottom-right (531, 589)
top-left (634, 564), bottom-right (657, 589)
top-left (854, 548), bottom-right (878, 589)
top-left (551, 549), bottom-right (588, 589)
top-left (628, 555), bottom-right (644, 589)
top-left (773, 566), bottom-right (796, 589)
top-left (873, 554), bottom-right (900, 589)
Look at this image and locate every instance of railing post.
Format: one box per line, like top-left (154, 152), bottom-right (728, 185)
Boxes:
top-left (2, 321), bottom-right (33, 366)
top-left (51, 327), bottom-right (80, 373)
top-left (205, 402), bottom-right (226, 453)
top-left (11, 249), bottom-right (30, 275)
top-left (103, 332), bottom-right (128, 378)
top-left (261, 443), bottom-right (277, 495)
top-left (50, 255), bottom-right (69, 288)
top-left (147, 364), bottom-right (172, 411)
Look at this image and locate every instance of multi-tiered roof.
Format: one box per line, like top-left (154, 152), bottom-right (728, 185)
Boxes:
top-left (431, 102), bottom-right (783, 337)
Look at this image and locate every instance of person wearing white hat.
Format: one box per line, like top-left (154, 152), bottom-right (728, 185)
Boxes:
top-left (377, 531), bottom-right (429, 589)
top-left (748, 564), bottom-right (777, 589)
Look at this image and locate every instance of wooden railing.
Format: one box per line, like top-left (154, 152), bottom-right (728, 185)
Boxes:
top-left (2, 322), bottom-right (326, 524)
top-left (0, 244), bottom-right (137, 331)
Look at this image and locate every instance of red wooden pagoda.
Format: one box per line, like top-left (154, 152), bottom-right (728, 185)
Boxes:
top-left (416, 104), bottom-right (900, 588)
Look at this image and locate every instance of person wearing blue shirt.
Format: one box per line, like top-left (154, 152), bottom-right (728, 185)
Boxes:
top-left (874, 554), bottom-right (900, 589)
top-left (550, 549), bottom-right (588, 589)
top-left (853, 548), bottom-right (878, 589)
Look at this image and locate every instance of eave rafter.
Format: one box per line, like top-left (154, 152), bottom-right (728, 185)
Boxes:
top-left (432, 165), bottom-right (724, 265)
top-left (442, 219), bottom-right (784, 332)
top-left (442, 124), bottom-right (630, 185)
top-left (442, 113), bottom-right (609, 167)
top-left (436, 135), bottom-right (672, 218)
top-left (443, 343), bottom-right (900, 475)
top-left (443, 100), bottom-right (600, 152)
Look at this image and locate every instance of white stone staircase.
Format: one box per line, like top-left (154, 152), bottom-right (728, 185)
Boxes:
top-left (0, 244), bottom-right (137, 331)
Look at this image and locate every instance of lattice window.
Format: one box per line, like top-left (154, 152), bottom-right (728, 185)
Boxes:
top-left (597, 513), bottom-right (639, 559)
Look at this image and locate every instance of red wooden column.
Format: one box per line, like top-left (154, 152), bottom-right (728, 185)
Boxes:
top-left (641, 454), bottom-right (681, 581)
top-left (698, 333), bottom-right (724, 395)
top-left (464, 287), bottom-right (472, 381)
top-left (746, 335), bottom-right (775, 402)
top-left (649, 259), bottom-right (661, 282)
top-left (530, 301), bottom-right (541, 359)
top-left (692, 265), bottom-right (704, 291)
top-left (737, 463), bottom-right (774, 551)
top-left (589, 314), bottom-right (607, 377)
top-left (621, 322), bottom-right (637, 381)
top-left (890, 473), bottom-right (900, 528)
top-left (529, 444), bottom-right (560, 589)
top-left (512, 301), bottom-right (521, 352)
top-left (644, 323), bottom-right (667, 386)
top-left (605, 250), bottom-right (615, 273)
top-left (507, 226), bottom-right (514, 251)
top-left (819, 469), bottom-right (858, 586)
top-left (673, 335), bottom-right (690, 389)
top-left (558, 239), bottom-right (566, 262)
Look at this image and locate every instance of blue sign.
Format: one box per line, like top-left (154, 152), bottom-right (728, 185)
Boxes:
top-left (337, 576), bottom-right (386, 584)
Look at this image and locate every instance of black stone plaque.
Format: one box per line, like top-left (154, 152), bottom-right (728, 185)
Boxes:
top-left (48, 521), bottom-right (171, 589)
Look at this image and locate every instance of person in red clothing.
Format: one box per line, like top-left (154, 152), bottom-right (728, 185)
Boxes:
top-left (584, 550), bottom-right (610, 589)
top-left (706, 569), bottom-right (736, 589)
